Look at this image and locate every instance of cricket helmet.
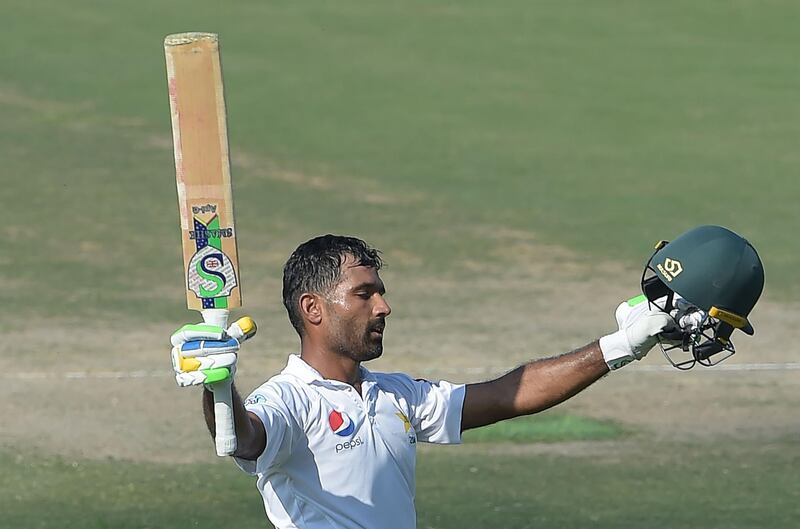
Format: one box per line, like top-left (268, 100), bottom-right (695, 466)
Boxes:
top-left (641, 225), bottom-right (764, 369)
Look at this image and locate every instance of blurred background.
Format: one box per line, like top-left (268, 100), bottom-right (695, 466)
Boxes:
top-left (2, 1), bottom-right (798, 527)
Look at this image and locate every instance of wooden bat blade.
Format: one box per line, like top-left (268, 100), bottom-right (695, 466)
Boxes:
top-left (165, 32), bottom-right (241, 311)
top-left (165, 32), bottom-right (242, 457)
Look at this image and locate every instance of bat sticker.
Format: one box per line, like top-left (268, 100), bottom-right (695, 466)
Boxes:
top-left (187, 213), bottom-right (238, 308)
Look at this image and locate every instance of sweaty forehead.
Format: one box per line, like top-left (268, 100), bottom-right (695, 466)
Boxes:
top-left (338, 257), bottom-right (381, 287)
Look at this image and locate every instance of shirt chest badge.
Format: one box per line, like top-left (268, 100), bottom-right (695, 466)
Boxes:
top-left (395, 412), bottom-right (417, 445)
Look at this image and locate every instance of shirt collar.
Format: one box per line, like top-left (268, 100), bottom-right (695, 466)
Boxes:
top-left (359, 364), bottom-right (377, 384)
top-left (284, 354), bottom-right (376, 388)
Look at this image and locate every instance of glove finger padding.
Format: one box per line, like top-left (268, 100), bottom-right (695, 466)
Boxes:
top-left (172, 346), bottom-right (237, 387)
top-left (625, 309), bottom-right (675, 356)
top-left (600, 296), bottom-right (676, 370)
top-left (171, 338), bottom-right (240, 388)
top-left (179, 338), bottom-right (240, 357)
top-left (172, 349), bottom-right (237, 372)
top-left (174, 368), bottom-right (233, 387)
top-left (170, 317), bottom-right (256, 388)
top-left (171, 323), bottom-right (226, 347)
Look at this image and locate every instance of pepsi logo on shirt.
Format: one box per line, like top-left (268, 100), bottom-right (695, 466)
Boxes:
top-left (328, 410), bottom-right (355, 437)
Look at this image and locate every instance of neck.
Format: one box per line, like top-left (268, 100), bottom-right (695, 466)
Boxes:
top-left (300, 340), bottom-right (362, 387)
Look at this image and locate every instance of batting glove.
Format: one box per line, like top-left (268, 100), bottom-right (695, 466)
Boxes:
top-left (599, 295), bottom-right (677, 370)
top-left (170, 317), bottom-right (256, 387)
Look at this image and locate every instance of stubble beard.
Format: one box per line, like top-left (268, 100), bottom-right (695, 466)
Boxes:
top-left (330, 317), bottom-right (384, 363)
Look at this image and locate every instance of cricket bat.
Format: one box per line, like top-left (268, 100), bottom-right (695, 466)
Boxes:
top-left (164, 32), bottom-right (245, 456)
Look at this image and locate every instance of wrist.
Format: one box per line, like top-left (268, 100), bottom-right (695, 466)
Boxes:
top-left (599, 330), bottom-right (635, 371)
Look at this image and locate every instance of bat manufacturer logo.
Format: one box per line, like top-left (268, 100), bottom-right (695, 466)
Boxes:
top-left (187, 212), bottom-right (238, 306)
top-left (187, 245), bottom-right (238, 298)
top-left (657, 258), bottom-right (683, 282)
top-left (192, 204), bottom-right (217, 214)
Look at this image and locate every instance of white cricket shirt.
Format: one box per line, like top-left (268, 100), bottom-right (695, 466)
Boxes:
top-left (234, 354), bottom-right (465, 529)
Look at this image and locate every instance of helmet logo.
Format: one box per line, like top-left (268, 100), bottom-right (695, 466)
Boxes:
top-left (657, 258), bottom-right (683, 281)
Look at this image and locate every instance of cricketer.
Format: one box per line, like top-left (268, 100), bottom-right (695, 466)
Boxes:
top-left (171, 228), bottom-right (762, 529)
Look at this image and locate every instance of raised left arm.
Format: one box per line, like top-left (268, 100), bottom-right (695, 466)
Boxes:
top-left (461, 342), bottom-right (607, 431)
top-left (461, 296), bottom-right (678, 431)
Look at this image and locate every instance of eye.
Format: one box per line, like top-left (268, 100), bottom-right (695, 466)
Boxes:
top-left (355, 291), bottom-right (371, 300)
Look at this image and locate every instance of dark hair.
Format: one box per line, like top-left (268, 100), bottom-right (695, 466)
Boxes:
top-left (282, 235), bottom-right (383, 336)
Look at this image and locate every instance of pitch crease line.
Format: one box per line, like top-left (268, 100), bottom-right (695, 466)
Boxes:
top-left (4, 363), bottom-right (800, 380)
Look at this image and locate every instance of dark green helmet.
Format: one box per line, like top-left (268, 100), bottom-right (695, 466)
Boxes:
top-left (641, 225), bottom-right (765, 368)
top-left (649, 225), bottom-right (764, 334)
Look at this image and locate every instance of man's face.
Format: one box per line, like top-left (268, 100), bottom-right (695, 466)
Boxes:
top-left (321, 258), bottom-right (391, 362)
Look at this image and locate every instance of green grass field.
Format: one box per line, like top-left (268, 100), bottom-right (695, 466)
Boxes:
top-left (2, 1), bottom-right (799, 528)
top-left (461, 413), bottom-right (625, 443)
top-left (3, 442), bottom-right (798, 529)
top-left (3, 0), bottom-right (799, 323)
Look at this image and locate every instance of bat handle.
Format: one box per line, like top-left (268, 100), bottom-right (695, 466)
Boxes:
top-left (202, 308), bottom-right (237, 456)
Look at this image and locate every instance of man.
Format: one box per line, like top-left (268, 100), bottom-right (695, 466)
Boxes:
top-left (171, 234), bottom-right (685, 529)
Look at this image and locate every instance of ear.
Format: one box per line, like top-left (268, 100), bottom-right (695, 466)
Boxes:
top-left (299, 293), bottom-right (323, 327)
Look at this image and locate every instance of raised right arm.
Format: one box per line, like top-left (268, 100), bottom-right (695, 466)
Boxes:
top-left (203, 385), bottom-right (266, 460)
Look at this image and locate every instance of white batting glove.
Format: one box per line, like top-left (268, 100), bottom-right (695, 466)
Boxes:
top-left (599, 295), bottom-right (676, 370)
top-left (170, 318), bottom-right (256, 387)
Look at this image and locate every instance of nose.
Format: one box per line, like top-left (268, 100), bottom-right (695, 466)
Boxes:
top-left (375, 294), bottom-right (391, 318)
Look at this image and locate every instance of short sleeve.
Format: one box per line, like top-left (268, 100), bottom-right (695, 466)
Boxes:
top-left (233, 389), bottom-right (296, 475)
top-left (404, 377), bottom-right (466, 444)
